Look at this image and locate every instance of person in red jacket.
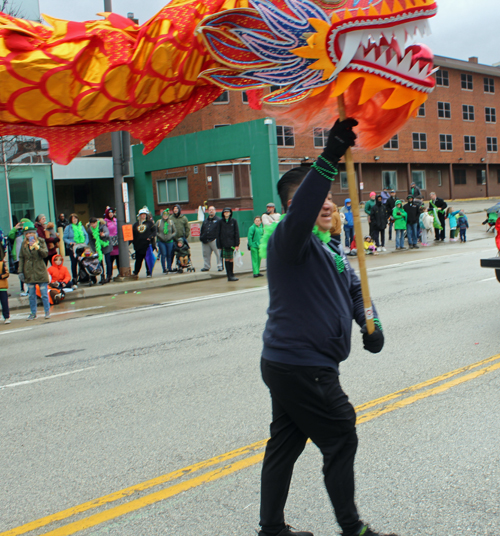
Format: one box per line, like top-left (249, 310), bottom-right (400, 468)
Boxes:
top-left (48, 254), bottom-right (76, 289)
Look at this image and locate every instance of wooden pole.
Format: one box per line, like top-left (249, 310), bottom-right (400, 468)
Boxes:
top-left (337, 95), bottom-right (375, 334)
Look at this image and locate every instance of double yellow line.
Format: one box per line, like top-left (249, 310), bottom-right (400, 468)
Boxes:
top-left (4, 353), bottom-right (500, 536)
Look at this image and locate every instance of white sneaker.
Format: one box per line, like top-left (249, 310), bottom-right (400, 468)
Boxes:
top-left (4, 319), bottom-right (11, 324)
top-left (377, 247), bottom-right (382, 252)
top-left (20, 291), bottom-right (28, 297)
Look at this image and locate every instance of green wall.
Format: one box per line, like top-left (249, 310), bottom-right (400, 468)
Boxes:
top-left (0, 164), bottom-right (55, 232)
top-left (132, 118), bottom-right (281, 224)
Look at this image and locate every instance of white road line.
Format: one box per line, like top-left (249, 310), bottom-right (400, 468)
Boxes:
top-left (79, 286), bottom-right (269, 320)
top-left (0, 327), bottom-right (33, 336)
top-left (9, 306), bottom-right (105, 321)
top-left (479, 277), bottom-right (497, 282)
top-left (0, 366), bottom-right (96, 390)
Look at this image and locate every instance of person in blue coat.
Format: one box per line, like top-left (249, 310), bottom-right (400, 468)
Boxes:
top-left (340, 198), bottom-right (354, 249)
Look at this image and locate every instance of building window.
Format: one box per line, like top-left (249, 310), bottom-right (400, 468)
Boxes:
top-left (464, 136), bottom-right (476, 152)
top-left (277, 125), bottom-right (294, 147)
top-left (242, 91), bottom-right (249, 104)
top-left (487, 137), bottom-right (498, 152)
top-left (412, 132), bottom-right (427, 150)
top-left (436, 70), bottom-right (449, 87)
top-left (437, 101), bottom-right (451, 119)
top-left (412, 170), bottom-right (426, 190)
top-left (214, 124), bottom-right (230, 128)
top-left (454, 169), bottom-right (466, 185)
top-left (439, 134), bottom-right (453, 151)
top-left (219, 172), bottom-right (235, 199)
top-left (157, 177), bottom-right (188, 203)
top-left (339, 171), bottom-right (358, 190)
top-left (461, 73), bottom-right (473, 90)
top-left (9, 178), bottom-right (35, 224)
top-left (476, 169), bottom-right (486, 185)
top-left (462, 105), bottom-right (474, 121)
top-left (382, 170), bottom-right (397, 191)
top-left (417, 104), bottom-right (425, 117)
top-left (213, 91), bottom-right (229, 103)
top-left (313, 127), bottom-right (330, 148)
top-left (485, 107), bottom-right (496, 123)
top-left (383, 135), bottom-right (399, 150)
top-left (484, 77), bottom-right (495, 93)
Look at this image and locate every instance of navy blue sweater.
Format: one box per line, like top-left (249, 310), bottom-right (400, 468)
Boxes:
top-left (262, 168), bottom-right (377, 372)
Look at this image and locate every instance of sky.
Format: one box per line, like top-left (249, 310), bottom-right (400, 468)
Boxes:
top-left (15, 0), bottom-right (500, 66)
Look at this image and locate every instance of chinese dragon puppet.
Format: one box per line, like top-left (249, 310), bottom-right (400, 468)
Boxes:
top-left (0, 0), bottom-right (437, 164)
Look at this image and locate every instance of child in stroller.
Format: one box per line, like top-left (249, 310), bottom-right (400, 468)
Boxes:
top-left (75, 244), bottom-right (103, 285)
top-left (174, 238), bottom-right (195, 273)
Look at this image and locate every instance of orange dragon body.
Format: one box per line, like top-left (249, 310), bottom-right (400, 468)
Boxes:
top-left (0, 0), bottom-right (437, 164)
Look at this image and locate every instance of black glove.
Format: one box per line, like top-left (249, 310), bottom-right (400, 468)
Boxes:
top-left (321, 118), bottom-right (358, 164)
top-left (361, 322), bottom-right (384, 353)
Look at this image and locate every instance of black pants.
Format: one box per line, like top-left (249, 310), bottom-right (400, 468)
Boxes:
top-left (69, 250), bottom-right (79, 280)
top-left (134, 253), bottom-right (150, 276)
top-left (0, 291), bottom-right (9, 320)
top-left (260, 359), bottom-right (360, 535)
top-left (434, 215), bottom-right (446, 240)
top-left (372, 229), bottom-right (385, 247)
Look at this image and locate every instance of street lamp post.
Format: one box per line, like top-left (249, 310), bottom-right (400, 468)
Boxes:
top-left (1, 137), bottom-right (13, 228)
top-left (104, 0), bottom-right (132, 278)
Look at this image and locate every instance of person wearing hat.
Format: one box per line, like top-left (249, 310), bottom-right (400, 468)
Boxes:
top-left (156, 208), bottom-right (176, 273)
top-left (132, 207), bottom-right (156, 277)
top-left (18, 221), bottom-right (51, 320)
top-left (403, 195), bottom-right (420, 249)
top-left (104, 207), bottom-right (119, 280)
top-left (217, 207), bottom-right (240, 281)
top-left (392, 199), bottom-right (407, 251)
top-left (364, 191), bottom-right (377, 238)
top-left (262, 202), bottom-right (281, 227)
top-left (409, 182), bottom-right (421, 198)
top-left (200, 206), bottom-right (223, 272)
top-left (385, 190), bottom-right (396, 241)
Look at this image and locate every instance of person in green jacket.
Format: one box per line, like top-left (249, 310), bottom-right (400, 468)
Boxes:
top-left (18, 221), bottom-right (51, 320)
top-left (247, 215), bottom-right (264, 278)
top-left (393, 200), bottom-right (407, 251)
top-left (364, 191), bottom-right (376, 238)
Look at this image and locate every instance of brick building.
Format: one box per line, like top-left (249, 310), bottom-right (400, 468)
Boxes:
top-left (95, 54), bottom-right (500, 216)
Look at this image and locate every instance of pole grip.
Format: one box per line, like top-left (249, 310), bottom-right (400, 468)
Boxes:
top-left (337, 95), bottom-right (375, 335)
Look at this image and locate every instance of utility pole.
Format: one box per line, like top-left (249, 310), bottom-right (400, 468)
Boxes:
top-left (104, 0), bottom-right (132, 277)
top-left (1, 137), bottom-right (13, 228)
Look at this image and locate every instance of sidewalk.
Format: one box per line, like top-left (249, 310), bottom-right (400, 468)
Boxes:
top-left (6, 238), bottom-right (259, 310)
top-left (5, 196), bottom-right (498, 311)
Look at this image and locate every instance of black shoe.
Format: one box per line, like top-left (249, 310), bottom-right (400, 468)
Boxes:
top-left (163, 270), bottom-right (168, 274)
top-left (258, 525), bottom-right (313, 536)
top-left (228, 275), bottom-right (239, 281)
top-left (201, 268), bottom-right (209, 272)
top-left (413, 244), bottom-right (419, 249)
top-left (253, 273), bottom-right (264, 277)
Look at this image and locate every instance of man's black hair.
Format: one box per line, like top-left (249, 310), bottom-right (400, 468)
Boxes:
top-left (277, 166), bottom-right (310, 213)
top-left (89, 217), bottom-right (98, 224)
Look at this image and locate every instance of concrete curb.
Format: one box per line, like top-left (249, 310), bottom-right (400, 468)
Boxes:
top-left (7, 269), bottom-right (256, 311)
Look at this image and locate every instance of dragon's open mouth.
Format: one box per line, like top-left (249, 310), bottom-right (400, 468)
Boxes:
top-left (332, 17), bottom-right (436, 90)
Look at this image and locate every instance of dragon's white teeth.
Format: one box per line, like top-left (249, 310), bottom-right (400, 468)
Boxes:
top-left (365, 47), bottom-right (377, 64)
top-left (387, 53), bottom-right (399, 71)
top-left (409, 60), bottom-right (422, 77)
top-left (393, 27), bottom-right (406, 47)
top-left (361, 31), bottom-right (371, 48)
top-left (398, 51), bottom-right (413, 73)
top-left (381, 28), bottom-right (393, 43)
top-left (333, 31), bottom-right (363, 76)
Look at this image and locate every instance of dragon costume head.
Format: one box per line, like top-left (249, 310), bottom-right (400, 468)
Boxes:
top-left (0, 0), bottom-right (437, 163)
top-left (198, 0), bottom-right (438, 148)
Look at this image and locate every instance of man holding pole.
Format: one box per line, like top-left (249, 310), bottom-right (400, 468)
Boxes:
top-left (258, 120), bottom-right (394, 536)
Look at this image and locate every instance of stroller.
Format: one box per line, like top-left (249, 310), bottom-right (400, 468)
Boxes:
top-left (75, 244), bottom-right (103, 286)
top-left (174, 238), bottom-right (196, 273)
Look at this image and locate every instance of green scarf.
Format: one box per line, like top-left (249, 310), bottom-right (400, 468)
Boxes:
top-left (259, 217), bottom-right (345, 273)
top-left (72, 222), bottom-right (85, 244)
top-left (163, 219), bottom-right (170, 235)
top-left (429, 200), bottom-right (443, 230)
top-left (91, 224), bottom-right (109, 261)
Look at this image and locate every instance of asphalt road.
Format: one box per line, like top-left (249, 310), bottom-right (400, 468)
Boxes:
top-left (1, 233), bottom-right (499, 536)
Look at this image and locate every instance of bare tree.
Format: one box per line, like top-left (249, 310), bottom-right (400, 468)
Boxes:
top-left (0, 0), bottom-right (25, 18)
